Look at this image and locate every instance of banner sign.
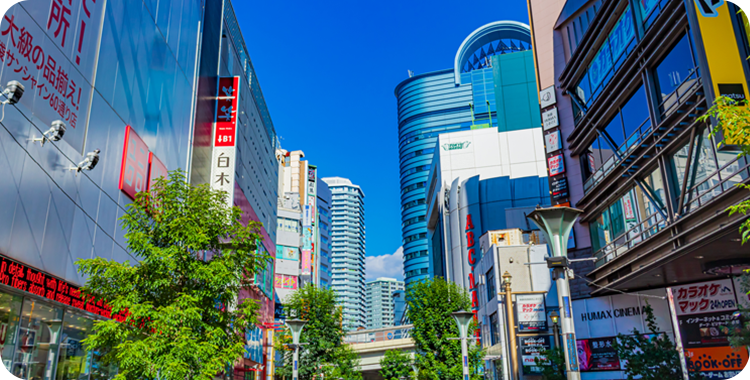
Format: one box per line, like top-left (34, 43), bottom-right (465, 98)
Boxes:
top-left (516, 294), bottom-right (547, 332)
top-left (685, 346), bottom-right (748, 379)
top-left (542, 108), bottom-right (559, 131)
top-left (577, 337), bottom-right (621, 371)
top-left (551, 177), bottom-right (569, 202)
top-left (548, 154), bottom-right (565, 176)
top-left (0, 1), bottom-right (107, 152)
top-left (215, 76), bottom-right (240, 147)
top-left (678, 311), bottom-right (741, 348)
top-left (119, 126), bottom-right (149, 199)
top-left (545, 131), bottom-right (562, 153)
top-left (671, 279), bottom-right (737, 316)
top-left (520, 336), bottom-right (551, 374)
top-left (0, 254), bottom-right (127, 322)
top-left (540, 86), bottom-right (557, 108)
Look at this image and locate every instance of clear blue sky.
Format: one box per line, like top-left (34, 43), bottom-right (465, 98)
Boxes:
top-left (233, 0), bottom-right (531, 265)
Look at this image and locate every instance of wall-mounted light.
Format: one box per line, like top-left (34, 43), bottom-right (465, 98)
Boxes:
top-left (31, 120), bottom-right (66, 147)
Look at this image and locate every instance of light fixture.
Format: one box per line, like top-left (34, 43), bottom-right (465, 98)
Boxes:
top-left (695, 256), bottom-right (704, 259)
top-left (703, 259), bottom-right (750, 276)
top-left (502, 271), bottom-right (512, 286)
top-left (550, 310), bottom-right (559, 325)
top-left (31, 120), bottom-right (66, 147)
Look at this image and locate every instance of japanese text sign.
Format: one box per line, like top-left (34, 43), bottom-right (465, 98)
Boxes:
top-left (215, 76), bottom-right (239, 147)
top-left (548, 153), bottom-right (565, 176)
top-left (0, 1), bottom-right (105, 152)
top-left (516, 294), bottom-right (547, 332)
top-left (148, 152), bottom-right (168, 190)
top-left (545, 130), bottom-right (562, 153)
top-left (119, 125), bottom-right (149, 199)
top-left (671, 279), bottom-right (738, 316)
top-left (209, 147), bottom-right (235, 209)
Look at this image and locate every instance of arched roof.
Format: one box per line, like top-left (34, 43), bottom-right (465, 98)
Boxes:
top-left (454, 21), bottom-right (532, 85)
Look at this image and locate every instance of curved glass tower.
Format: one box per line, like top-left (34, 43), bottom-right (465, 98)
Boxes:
top-left (395, 21), bottom-right (533, 288)
top-left (322, 177), bottom-right (366, 330)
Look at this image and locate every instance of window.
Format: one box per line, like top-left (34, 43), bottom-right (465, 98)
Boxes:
top-left (486, 270), bottom-right (496, 302)
top-left (490, 313), bottom-right (499, 346)
top-left (639, 0), bottom-right (670, 31)
top-left (653, 32), bottom-right (699, 116)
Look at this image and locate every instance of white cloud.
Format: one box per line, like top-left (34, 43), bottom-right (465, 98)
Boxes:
top-left (366, 246), bottom-right (404, 281)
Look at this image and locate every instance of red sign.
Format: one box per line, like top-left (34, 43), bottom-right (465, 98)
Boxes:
top-left (119, 125), bottom-right (150, 200)
top-left (148, 152), bottom-right (168, 190)
top-left (0, 254), bottom-right (127, 322)
top-left (215, 76), bottom-right (240, 147)
top-left (465, 214), bottom-right (480, 339)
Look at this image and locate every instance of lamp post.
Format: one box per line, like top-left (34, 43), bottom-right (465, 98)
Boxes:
top-left (286, 319), bottom-right (307, 380)
top-left (550, 310), bottom-right (561, 349)
top-left (452, 310), bottom-right (474, 380)
top-left (502, 271), bottom-right (519, 380)
top-left (527, 206), bottom-right (583, 380)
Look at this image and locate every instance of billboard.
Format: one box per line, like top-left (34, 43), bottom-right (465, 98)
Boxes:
top-left (548, 154), bottom-right (565, 176)
top-left (577, 337), bottom-right (620, 371)
top-left (671, 279), bottom-right (737, 316)
top-left (516, 294), bottom-right (547, 332)
top-left (520, 336), bottom-right (551, 375)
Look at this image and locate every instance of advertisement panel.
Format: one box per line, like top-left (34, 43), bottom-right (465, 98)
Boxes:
top-left (685, 346), bottom-right (748, 379)
top-left (148, 153), bottom-right (168, 190)
top-left (119, 126), bottom-right (150, 199)
top-left (520, 336), bottom-right (551, 375)
top-left (671, 279), bottom-right (737, 316)
top-left (215, 77), bottom-right (240, 147)
top-left (545, 131), bottom-right (562, 153)
top-left (540, 86), bottom-right (557, 108)
top-left (548, 154), bottom-right (565, 176)
top-left (0, 1), bottom-right (106, 153)
top-left (301, 250), bottom-right (312, 275)
top-left (577, 337), bottom-right (620, 371)
top-left (550, 177), bottom-right (569, 202)
top-left (516, 294), bottom-right (547, 332)
top-left (678, 311), bottom-right (741, 348)
top-left (542, 108), bottom-right (559, 130)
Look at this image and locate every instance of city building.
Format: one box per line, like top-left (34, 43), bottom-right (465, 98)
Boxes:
top-left (317, 180), bottom-right (333, 289)
top-left (0, 0), bottom-right (202, 378)
top-left (322, 177), bottom-right (367, 331)
top-left (365, 277), bottom-right (405, 329)
top-left (392, 289), bottom-right (406, 326)
top-left (425, 126), bottom-right (551, 284)
top-left (527, 0), bottom-right (750, 378)
top-left (395, 21), bottom-right (537, 288)
top-left (188, 0), bottom-right (281, 377)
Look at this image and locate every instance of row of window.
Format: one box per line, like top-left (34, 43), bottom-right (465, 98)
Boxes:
top-left (402, 199), bottom-right (426, 211)
top-left (402, 216), bottom-right (426, 228)
top-left (405, 268), bottom-right (429, 278)
top-left (402, 181), bottom-right (426, 194)
top-left (404, 250), bottom-right (428, 261)
top-left (404, 233), bottom-right (427, 244)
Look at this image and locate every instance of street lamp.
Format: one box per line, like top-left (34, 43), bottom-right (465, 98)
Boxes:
top-left (502, 271), bottom-right (519, 380)
top-left (452, 310), bottom-right (474, 380)
top-left (550, 310), bottom-right (561, 349)
top-left (286, 319), bottom-right (307, 380)
top-left (527, 206), bottom-right (583, 380)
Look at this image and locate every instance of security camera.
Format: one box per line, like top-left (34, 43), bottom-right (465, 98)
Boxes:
top-left (31, 120), bottom-right (66, 146)
top-left (68, 149), bottom-right (100, 174)
top-left (2, 80), bottom-right (24, 105)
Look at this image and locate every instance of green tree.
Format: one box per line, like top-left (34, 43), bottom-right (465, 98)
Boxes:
top-left (379, 349), bottom-right (414, 380)
top-left (533, 347), bottom-right (566, 380)
top-left (728, 270), bottom-right (750, 348)
top-left (76, 170), bottom-right (269, 380)
top-left (274, 284), bottom-right (362, 380)
top-left (407, 278), bottom-right (483, 380)
top-left (612, 303), bottom-right (683, 380)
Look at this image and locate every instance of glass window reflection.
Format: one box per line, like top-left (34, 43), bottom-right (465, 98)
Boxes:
top-left (654, 33), bottom-right (699, 115)
top-left (11, 299), bottom-right (64, 380)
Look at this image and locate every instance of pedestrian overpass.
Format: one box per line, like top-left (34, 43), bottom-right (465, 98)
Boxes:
top-left (345, 325), bottom-right (415, 380)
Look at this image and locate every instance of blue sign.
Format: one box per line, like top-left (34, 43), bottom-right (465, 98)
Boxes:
top-left (563, 296), bottom-right (571, 318)
top-left (566, 334), bottom-right (579, 371)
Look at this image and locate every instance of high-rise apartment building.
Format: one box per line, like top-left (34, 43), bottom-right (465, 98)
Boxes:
top-left (365, 278), bottom-right (405, 329)
top-left (317, 181), bottom-right (333, 289)
top-left (395, 21), bottom-right (535, 288)
top-left (322, 177), bottom-right (366, 331)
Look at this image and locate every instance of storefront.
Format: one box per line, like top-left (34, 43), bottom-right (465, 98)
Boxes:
top-left (0, 254), bottom-right (120, 380)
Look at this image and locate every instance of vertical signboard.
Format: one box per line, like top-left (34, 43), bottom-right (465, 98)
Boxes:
top-left (516, 294), bottom-right (547, 332)
top-left (520, 336), bottom-right (551, 375)
top-left (148, 153), bottom-right (168, 190)
top-left (210, 77), bottom-right (240, 209)
top-left (0, 1), bottom-right (106, 152)
top-left (119, 126), bottom-right (149, 200)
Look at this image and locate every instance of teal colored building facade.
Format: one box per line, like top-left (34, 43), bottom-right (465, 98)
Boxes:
top-left (395, 22), bottom-right (543, 287)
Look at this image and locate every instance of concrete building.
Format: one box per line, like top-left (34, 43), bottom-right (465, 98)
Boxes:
top-left (322, 177), bottom-right (367, 331)
top-left (527, 0), bottom-right (750, 378)
top-left (395, 21), bottom-right (539, 288)
top-left (365, 278), bottom-right (405, 329)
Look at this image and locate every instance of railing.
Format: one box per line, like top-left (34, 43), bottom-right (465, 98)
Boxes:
top-left (594, 155), bottom-right (750, 268)
top-left (344, 325), bottom-right (414, 344)
top-left (583, 70), bottom-right (702, 194)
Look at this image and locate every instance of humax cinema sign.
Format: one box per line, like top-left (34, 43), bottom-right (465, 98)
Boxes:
top-left (580, 305), bottom-right (649, 322)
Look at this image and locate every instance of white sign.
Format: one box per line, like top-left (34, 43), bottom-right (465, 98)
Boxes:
top-left (545, 131), bottom-right (562, 153)
top-left (209, 147), bottom-right (235, 209)
top-left (573, 289), bottom-right (672, 339)
top-left (540, 86), bottom-right (557, 108)
top-left (516, 294), bottom-right (547, 331)
top-left (542, 107), bottom-right (559, 130)
top-left (548, 154), bottom-right (565, 176)
top-left (302, 205), bottom-right (313, 227)
top-left (670, 279), bottom-right (738, 316)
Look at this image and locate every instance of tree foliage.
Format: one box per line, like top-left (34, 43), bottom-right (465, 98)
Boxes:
top-left (533, 347), bottom-right (566, 380)
top-left (379, 349), bottom-right (414, 380)
top-left (729, 270), bottom-right (750, 348)
top-left (407, 278), bottom-right (484, 380)
top-left (274, 284), bottom-right (362, 380)
top-left (76, 169), bottom-right (269, 380)
top-left (612, 303), bottom-right (683, 380)
top-left (698, 96), bottom-right (750, 244)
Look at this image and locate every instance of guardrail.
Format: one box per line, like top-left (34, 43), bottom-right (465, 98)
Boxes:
top-left (344, 325), bottom-right (414, 344)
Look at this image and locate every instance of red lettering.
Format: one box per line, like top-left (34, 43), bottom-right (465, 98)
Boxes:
top-left (11, 276), bottom-right (27, 291)
top-left (467, 231), bottom-right (475, 247)
top-left (471, 290), bottom-right (478, 308)
top-left (465, 214), bottom-right (474, 231)
top-left (468, 248), bottom-right (476, 265)
top-left (469, 273), bottom-right (476, 289)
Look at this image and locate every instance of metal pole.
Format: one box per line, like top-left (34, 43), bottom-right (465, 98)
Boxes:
top-left (504, 283), bottom-right (519, 380)
top-left (460, 335), bottom-right (470, 380)
top-left (293, 345), bottom-right (300, 380)
top-left (667, 288), bottom-right (690, 380)
top-left (554, 268), bottom-right (581, 380)
top-left (553, 323), bottom-right (561, 349)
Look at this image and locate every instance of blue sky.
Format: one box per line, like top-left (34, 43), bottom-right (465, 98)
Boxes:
top-left (233, 0), bottom-right (531, 280)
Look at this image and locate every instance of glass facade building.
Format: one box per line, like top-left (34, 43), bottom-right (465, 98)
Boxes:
top-left (322, 177), bottom-right (366, 331)
top-left (395, 22), bottom-right (534, 287)
top-left (0, 0), bottom-right (203, 378)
